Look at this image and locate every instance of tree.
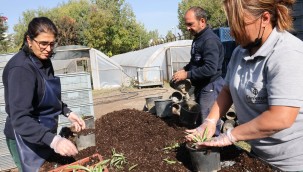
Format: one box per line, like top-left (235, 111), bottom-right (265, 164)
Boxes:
top-left (0, 15), bottom-right (10, 53)
top-left (10, 0), bottom-right (153, 56)
top-left (178, 0), bottom-right (227, 35)
top-left (49, 0), bottom-right (91, 46)
top-left (165, 30), bottom-right (175, 42)
top-left (0, 15), bottom-right (8, 41)
top-left (93, 0), bottom-right (148, 55)
top-left (55, 16), bottom-right (79, 46)
top-left (13, 10), bottom-right (36, 49)
top-left (83, 5), bottom-right (112, 54)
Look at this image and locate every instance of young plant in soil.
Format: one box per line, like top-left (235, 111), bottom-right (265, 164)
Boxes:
top-left (163, 158), bottom-right (179, 165)
top-left (67, 159), bottom-right (110, 172)
top-left (110, 148), bottom-right (127, 170)
top-left (185, 127), bottom-right (209, 148)
top-left (163, 142), bottom-right (180, 153)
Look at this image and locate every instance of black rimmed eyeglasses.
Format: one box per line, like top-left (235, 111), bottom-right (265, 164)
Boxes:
top-left (33, 39), bottom-right (58, 51)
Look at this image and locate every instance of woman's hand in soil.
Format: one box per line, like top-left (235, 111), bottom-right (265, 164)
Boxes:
top-left (50, 135), bottom-right (78, 156)
top-left (68, 112), bottom-right (86, 132)
top-left (197, 128), bottom-right (237, 148)
top-left (185, 118), bottom-right (217, 142)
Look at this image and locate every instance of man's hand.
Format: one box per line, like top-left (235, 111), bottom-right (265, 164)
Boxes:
top-left (173, 70), bottom-right (187, 82)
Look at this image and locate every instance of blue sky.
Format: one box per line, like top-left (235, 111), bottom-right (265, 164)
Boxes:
top-left (1, 0), bottom-right (181, 36)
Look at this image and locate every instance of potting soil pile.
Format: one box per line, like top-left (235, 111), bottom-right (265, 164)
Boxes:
top-left (41, 109), bottom-right (280, 172)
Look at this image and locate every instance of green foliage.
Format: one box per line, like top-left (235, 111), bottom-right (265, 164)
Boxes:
top-left (110, 148), bottom-right (127, 169)
top-left (13, 10), bottom-right (36, 49)
top-left (7, 0), bottom-right (155, 56)
top-left (67, 159), bottom-right (110, 172)
top-left (128, 164), bottom-right (138, 171)
top-left (178, 0), bottom-right (227, 35)
top-left (0, 15), bottom-right (17, 53)
top-left (193, 127), bottom-right (209, 143)
top-left (185, 127), bottom-right (209, 147)
top-left (0, 16), bottom-right (8, 41)
top-left (50, 0), bottom-right (91, 46)
top-left (163, 142), bottom-right (180, 152)
top-left (163, 158), bottom-right (178, 165)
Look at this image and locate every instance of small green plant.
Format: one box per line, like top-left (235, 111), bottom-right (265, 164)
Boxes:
top-left (110, 148), bottom-right (127, 169)
top-left (185, 127), bottom-right (209, 147)
top-left (163, 142), bottom-right (180, 154)
top-left (67, 159), bottom-right (110, 172)
top-left (163, 158), bottom-right (179, 165)
top-left (128, 164), bottom-right (138, 171)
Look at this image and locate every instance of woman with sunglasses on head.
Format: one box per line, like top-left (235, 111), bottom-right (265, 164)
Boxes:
top-left (185, 0), bottom-right (303, 171)
top-left (2, 17), bottom-right (86, 172)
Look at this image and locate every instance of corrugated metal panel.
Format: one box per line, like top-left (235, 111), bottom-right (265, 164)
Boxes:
top-left (0, 138), bottom-right (10, 155)
top-left (57, 72), bottom-right (91, 91)
top-left (0, 120), bottom-right (5, 139)
top-left (0, 66), bottom-right (4, 79)
top-left (61, 88), bottom-right (93, 106)
top-left (0, 104), bottom-right (7, 122)
top-left (0, 84), bottom-right (4, 104)
top-left (0, 154), bottom-right (16, 171)
top-left (0, 53), bottom-right (14, 63)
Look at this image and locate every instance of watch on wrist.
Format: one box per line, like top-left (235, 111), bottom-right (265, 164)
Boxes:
top-left (65, 110), bottom-right (72, 117)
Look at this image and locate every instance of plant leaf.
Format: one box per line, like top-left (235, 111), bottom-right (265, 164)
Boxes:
top-left (128, 164), bottom-right (138, 171)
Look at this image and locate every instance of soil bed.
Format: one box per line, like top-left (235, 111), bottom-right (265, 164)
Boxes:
top-left (41, 109), bottom-right (280, 172)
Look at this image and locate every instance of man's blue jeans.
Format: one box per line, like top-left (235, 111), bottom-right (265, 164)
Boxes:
top-left (195, 77), bottom-right (225, 136)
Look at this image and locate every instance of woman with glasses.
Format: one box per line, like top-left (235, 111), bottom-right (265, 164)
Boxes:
top-left (186, 0), bottom-right (303, 171)
top-left (2, 17), bottom-right (86, 171)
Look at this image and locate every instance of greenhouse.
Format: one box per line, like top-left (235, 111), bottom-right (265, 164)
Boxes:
top-left (111, 40), bottom-right (193, 88)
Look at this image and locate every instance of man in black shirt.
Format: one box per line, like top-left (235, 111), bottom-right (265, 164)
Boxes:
top-left (173, 7), bottom-right (225, 135)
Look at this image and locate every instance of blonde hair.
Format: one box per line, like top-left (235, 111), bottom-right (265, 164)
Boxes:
top-left (223, 0), bottom-right (295, 42)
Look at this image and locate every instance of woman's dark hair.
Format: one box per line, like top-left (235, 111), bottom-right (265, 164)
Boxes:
top-left (21, 17), bottom-right (58, 54)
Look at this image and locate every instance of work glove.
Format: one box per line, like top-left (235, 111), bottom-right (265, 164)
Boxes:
top-left (185, 118), bottom-right (217, 142)
top-left (68, 112), bottom-right (86, 132)
top-left (196, 128), bottom-right (237, 148)
top-left (50, 135), bottom-right (78, 156)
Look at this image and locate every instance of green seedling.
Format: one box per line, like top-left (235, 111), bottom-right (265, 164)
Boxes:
top-left (81, 114), bottom-right (86, 119)
top-left (163, 158), bottom-right (177, 165)
top-left (128, 164), bottom-right (138, 171)
top-left (185, 127), bottom-right (209, 147)
top-left (110, 148), bottom-right (127, 169)
top-left (163, 142), bottom-right (180, 151)
top-left (67, 159), bottom-right (110, 172)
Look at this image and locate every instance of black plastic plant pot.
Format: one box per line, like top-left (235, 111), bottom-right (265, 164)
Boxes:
top-left (145, 96), bottom-right (163, 114)
top-left (154, 99), bottom-right (173, 118)
top-left (186, 143), bottom-right (221, 172)
top-left (179, 101), bottom-right (201, 129)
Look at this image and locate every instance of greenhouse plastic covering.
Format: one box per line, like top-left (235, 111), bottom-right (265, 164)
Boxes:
top-left (111, 40), bottom-right (193, 81)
